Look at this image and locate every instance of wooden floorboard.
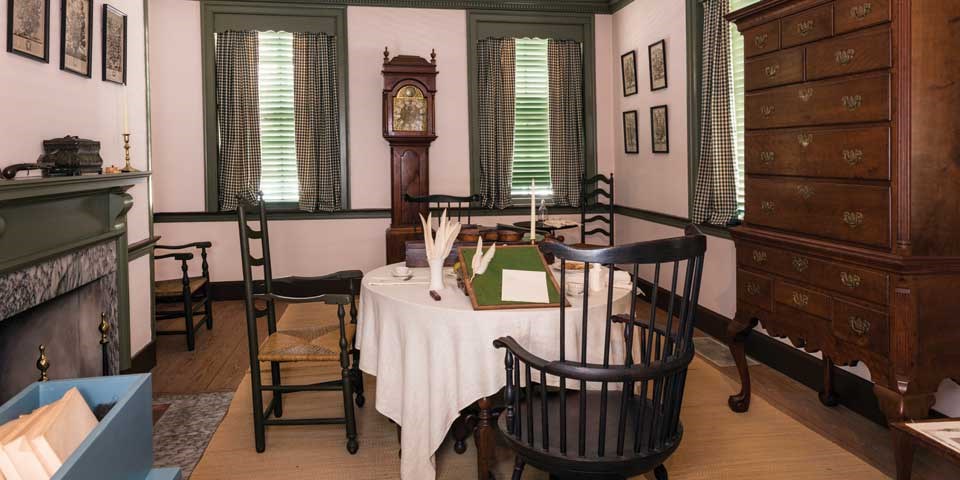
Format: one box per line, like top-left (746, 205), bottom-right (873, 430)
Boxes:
top-left (152, 301), bottom-right (960, 479)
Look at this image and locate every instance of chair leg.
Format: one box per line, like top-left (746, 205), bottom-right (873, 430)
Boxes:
top-left (184, 297), bottom-right (196, 351)
top-left (350, 355), bottom-right (365, 407)
top-left (511, 456), bottom-right (525, 480)
top-left (204, 290), bottom-right (214, 330)
top-left (270, 361), bottom-right (283, 418)
top-left (341, 363), bottom-right (359, 454)
top-left (654, 464), bottom-right (668, 480)
top-left (251, 364), bottom-right (266, 453)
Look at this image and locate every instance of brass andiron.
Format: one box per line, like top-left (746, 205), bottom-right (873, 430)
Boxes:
top-left (120, 133), bottom-right (139, 172)
top-left (99, 313), bottom-right (111, 376)
top-left (37, 345), bottom-right (50, 382)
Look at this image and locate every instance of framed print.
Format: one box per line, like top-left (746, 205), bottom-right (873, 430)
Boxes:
top-left (650, 105), bottom-right (669, 153)
top-left (6, 0), bottom-right (50, 62)
top-left (101, 4), bottom-right (127, 84)
top-left (622, 110), bottom-right (639, 154)
top-left (648, 39), bottom-right (667, 91)
top-left (620, 50), bottom-right (637, 97)
top-left (60, 0), bottom-right (92, 77)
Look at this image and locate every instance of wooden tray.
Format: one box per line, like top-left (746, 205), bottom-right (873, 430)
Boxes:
top-left (456, 244), bottom-right (567, 311)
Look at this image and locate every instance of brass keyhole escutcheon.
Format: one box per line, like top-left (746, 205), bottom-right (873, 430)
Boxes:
top-left (752, 250), bottom-right (767, 264)
top-left (798, 134), bottom-right (813, 148)
top-left (840, 272), bottom-right (862, 289)
top-left (792, 256), bottom-right (809, 273)
top-left (843, 211), bottom-right (864, 229)
top-left (765, 65), bottom-right (779, 77)
top-left (760, 151), bottom-right (775, 165)
top-left (849, 316), bottom-right (871, 336)
top-left (746, 282), bottom-right (761, 296)
top-left (842, 95), bottom-right (863, 111)
top-left (835, 49), bottom-right (856, 65)
top-left (792, 292), bottom-right (809, 307)
top-left (843, 149), bottom-right (863, 166)
top-left (797, 20), bottom-right (815, 36)
top-left (851, 3), bottom-right (873, 20)
top-left (755, 34), bottom-right (769, 49)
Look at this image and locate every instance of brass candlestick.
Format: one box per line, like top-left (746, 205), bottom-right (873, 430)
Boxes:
top-left (120, 133), bottom-right (139, 172)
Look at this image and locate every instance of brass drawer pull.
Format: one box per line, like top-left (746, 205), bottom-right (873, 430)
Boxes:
top-left (760, 200), bottom-right (776, 213)
top-left (849, 316), bottom-right (871, 336)
top-left (796, 185), bottom-right (814, 200)
top-left (792, 256), bottom-right (809, 273)
top-left (835, 49), bottom-right (856, 65)
top-left (797, 20), bottom-right (816, 36)
top-left (792, 291), bottom-right (810, 307)
top-left (761, 105), bottom-right (776, 117)
top-left (798, 133), bottom-right (813, 148)
top-left (752, 250), bottom-right (768, 264)
top-left (842, 95), bottom-right (863, 111)
top-left (843, 211), bottom-right (864, 228)
top-left (851, 3), bottom-right (873, 20)
top-left (746, 282), bottom-right (762, 296)
top-left (755, 34), bottom-right (769, 49)
top-left (760, 151), bottom-right (775, 164)
top-left (765, 65), bottom-right (780, 77)
top-left (799, 88), bottom-right (814, 102)
top-left (843, 149), bottom-right (864, 166)
top-left (840, 272), bottom-right (862, 289)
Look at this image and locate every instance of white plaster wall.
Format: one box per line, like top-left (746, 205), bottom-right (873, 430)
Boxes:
top-left (128, 255), bottom-right (152, 355)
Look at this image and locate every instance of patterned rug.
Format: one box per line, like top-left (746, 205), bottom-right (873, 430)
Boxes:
top-left (153, 392), bottom-right (234, 479)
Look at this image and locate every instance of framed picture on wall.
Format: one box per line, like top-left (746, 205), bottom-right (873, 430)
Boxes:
top-left (102, 4), bottom-right (127, 85)
top-left (648, 39), bottom-right (667, 91)
top-left (6, 0), bottom-right (50, 62)
top-left (623, 110), bottom-right (639, 154)
top-left (650, 105), bottom-right (669, 153)
top-left (620, 50), bottom-right (637, 97)
top-left (60, 0), bottom-right (93, 77)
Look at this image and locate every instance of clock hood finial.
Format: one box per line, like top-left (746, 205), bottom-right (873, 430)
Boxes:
top-left (431, 49), bottom-right (436, 64)
top-left (383, 46), bottom-right (390, 63)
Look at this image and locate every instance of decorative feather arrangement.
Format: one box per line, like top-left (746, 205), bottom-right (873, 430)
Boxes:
top-left (470, 237), bottom-right (497, 280)
top-left (420, 209), bottom-right (462, 295)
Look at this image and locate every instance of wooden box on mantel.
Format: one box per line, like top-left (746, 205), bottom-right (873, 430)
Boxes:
top-left (0, 374), bottom-right (181, 480)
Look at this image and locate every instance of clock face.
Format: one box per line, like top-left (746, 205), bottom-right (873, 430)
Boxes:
top-left (392, 85), bottom-right (428, 132)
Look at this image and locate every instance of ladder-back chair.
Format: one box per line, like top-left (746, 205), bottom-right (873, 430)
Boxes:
top-left (404, 193), bottom-right (481, 229)
top-left (237, 195), bottom-right (364, 454)
top-left (154, 241), bottom-right (214, 351)
top-left (494, 228), bottom-right (706, 480)
top-left (579, 174), bottom-right (615, 247)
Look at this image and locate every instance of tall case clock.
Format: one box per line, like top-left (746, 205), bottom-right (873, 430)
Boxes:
top-left (382, 48), bottom-right (438, 264)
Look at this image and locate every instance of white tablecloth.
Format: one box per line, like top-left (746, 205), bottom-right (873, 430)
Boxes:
top-left (356, 263), bottom-right (632, 480)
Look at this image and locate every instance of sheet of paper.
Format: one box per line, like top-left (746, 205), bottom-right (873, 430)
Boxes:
top-left (501, 269), bottom-right (550, 303)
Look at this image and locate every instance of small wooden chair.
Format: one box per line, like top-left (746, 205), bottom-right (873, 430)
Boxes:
top-left (578, 174), bottom-right (615, 247)
top-left (237, 195), bottom-right (363, 454)
top-left (154, 242), bottom-right (214, 351)
top-left (404, 193), bottom-right (481, 228)
top-left (495, 228), bottom-right (706, 480)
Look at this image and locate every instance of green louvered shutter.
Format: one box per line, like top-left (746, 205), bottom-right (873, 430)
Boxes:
top-left (258, 31), bottom-right (298, 203)
top-left (512, 38), bottom-right (552, 198)
top-left (729, 0), bottom-right (764, 218)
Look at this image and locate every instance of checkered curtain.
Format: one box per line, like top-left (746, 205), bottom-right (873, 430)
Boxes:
top-left (215, 31), bottom-right (261, 211)
top-left (293, 32), bottom-right (343, 212)
top-left (547, 39), bottom-right (585, 208)
top-left (691, 0), bottom-right (738, 225)
top-left (477, 38), bottom-right (516, 209)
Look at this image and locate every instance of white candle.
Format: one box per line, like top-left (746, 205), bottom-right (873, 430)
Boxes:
top-left (530, 179), bottom-right (536, 243)
top-left (121, 90), bottom-right (129, 134)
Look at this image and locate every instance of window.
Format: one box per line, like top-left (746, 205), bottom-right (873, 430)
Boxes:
top-left (257, 31), bottom-right (298, 203)
top-left (512, 38), bottom-right (552, 198)
top-left (729, 0), bottom-right (764, 218)
top-left (467, 11), bottom-right (598, 206)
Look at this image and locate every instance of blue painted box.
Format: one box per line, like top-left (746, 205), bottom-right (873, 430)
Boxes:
top-left (0, 374), bottom-right (181, 480)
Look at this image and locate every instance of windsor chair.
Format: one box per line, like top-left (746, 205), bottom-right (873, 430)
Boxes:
top-left (404, 193), bottom-right (480, 228)
top-left (494, 229), bottom-right (706, 479)
top-left (237, 194), bottom-right (364, 454)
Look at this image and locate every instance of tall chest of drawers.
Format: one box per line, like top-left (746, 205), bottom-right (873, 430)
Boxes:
top-left (725, 0), bottom-right (960, 434)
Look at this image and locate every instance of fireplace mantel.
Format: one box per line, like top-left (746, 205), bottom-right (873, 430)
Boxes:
top-left (0, 171), bottom-right (150, 370)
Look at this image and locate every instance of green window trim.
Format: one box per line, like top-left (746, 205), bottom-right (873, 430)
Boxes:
top-left (200, 1), bottom-right (349, 212)
top-left (466, 11), bottom-right (598, 206)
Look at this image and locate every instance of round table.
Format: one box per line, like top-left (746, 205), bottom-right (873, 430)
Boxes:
top-left (356, 263), bottom-right (633, 480)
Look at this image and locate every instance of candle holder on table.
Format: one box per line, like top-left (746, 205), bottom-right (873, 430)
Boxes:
top-left (120, 133), bottom-right (139, 172)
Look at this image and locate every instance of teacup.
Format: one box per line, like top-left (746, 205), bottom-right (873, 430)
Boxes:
top-left (392, 266), bottom-right (412, 277)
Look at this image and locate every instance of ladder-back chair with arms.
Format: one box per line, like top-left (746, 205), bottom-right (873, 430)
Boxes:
top-left (495, 228), bottom-right (706, 480)
top-left (154, 241), bottom-right (214, 351)
top-left (579, 174), bottom-right (615, 247)
top-left (237, 195), bottom-right (364, 454)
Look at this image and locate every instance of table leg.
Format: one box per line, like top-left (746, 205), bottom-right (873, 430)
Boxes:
top-left (894, 428), bottom-right (916, 480)
top-left (476, 397), bottom-right (495, 480)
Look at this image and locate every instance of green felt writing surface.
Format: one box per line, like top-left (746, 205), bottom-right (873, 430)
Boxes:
top-left (460, 245), bottom-right (561, 308)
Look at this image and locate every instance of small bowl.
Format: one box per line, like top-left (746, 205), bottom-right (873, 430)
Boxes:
top-left (392, 266), bottom-right (412, 277)
top-left (565, 281), bottom-right (585, 296)
top-left (481, 228), bottom-right (500, 241)
top-left (497, 230), bottom-right (522, 242)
